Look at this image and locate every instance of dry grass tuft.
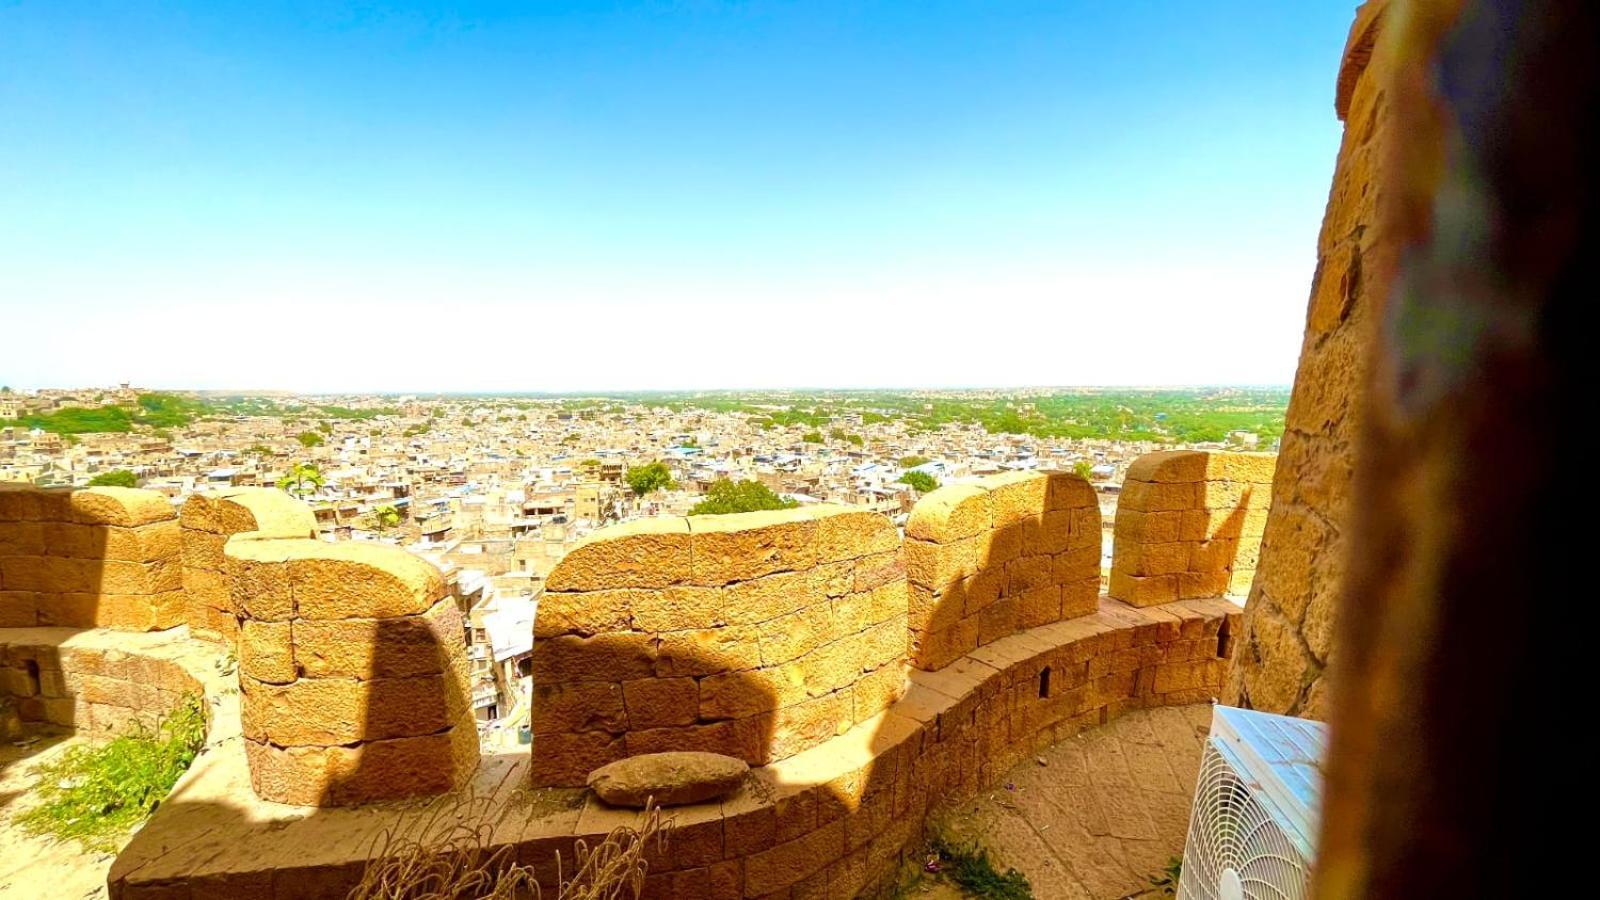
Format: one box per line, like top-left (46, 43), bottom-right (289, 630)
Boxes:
top-left (350, 788), bottom-right (668, 900)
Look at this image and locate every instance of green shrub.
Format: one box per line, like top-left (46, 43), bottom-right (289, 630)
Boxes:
top-left (16, 695), bottom-right (206, 851)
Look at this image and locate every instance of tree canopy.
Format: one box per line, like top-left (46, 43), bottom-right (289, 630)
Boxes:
top-left (88, 470), bottom-right (138, 488)
top-left (296, 431), bottom-right (324, 448)
top-left (898, 470), bottom-right (940, 493)
top-left (689, 479), bottom-right (798, 515)
top-left (625, 461), bottom-right (675, 498)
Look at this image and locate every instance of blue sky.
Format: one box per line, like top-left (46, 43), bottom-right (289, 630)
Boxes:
top-left (0, 1), bottom-right (1357, 392)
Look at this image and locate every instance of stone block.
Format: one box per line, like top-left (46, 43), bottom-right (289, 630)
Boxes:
top-left (811, 507), bottom-right (897, 563)
top-left (904, 536), bottom-right (979, 589)
top-left (1018, 585), bottom-right (1063, 629)
top-left (1044, 471), bottom-right (1097, 510)
top-left (700, 669), bottom-right (791, 720)
top-left (1126, 451), bottom-right (1208, 484)
top-left (1204, 452), bottom-right (1277, 484)
top-left (757, 605), bottom-right (837, 667)
top-left (654, 626), bottom-right (761, 677)
top-left (245, 726), bottom-right (477, 807)
top-left (182, 530), bottom-right (229, 571)
top-left (1117, 541), bottom-right (1194, 578)
top-left (534, 632), bottom-right (659, 682)
top-left (745, 820), bottom-right (846, 896)
top-left (239, 619), bottom-right (295, 684)
top-left (287, 542), bottom-right (446, 620)
top-left (622, 676), bottom-right (700, 729)
top-left (624, 716), bottom-right (769, 765)
top-left (0, 591), bottom-right (40, 627)
top-left (904, 484), bottom-right (991, 543)
top-left (535, 588), bottom-right (637, 637)
top-left (986, 472), bottom-right (1047, 527)
top-left (531, 681), bottom-right (626, 735)
top-left (852, 550), bottom-right (905, 593)
top-left (689, 508), bottom-right (818, 586)
top-left (1108, 571), bottom-right (1178, 607)
top-left (68, 487), bottom-right (175, 528)
top-left (545, 517), bottom-right (691, 592)
top-left (530, 729), bottom-right (628, 788)
top-left (1120, 480), bottom-right (1199, 512)
top-left (241, 673), bottom-right (464, 745)
top-left (1005, 554), bottom-right (1054, 595)
top-left (292, 597), bottom-right (464, 678)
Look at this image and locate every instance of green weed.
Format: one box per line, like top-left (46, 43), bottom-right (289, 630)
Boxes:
top-left (15, 695), bottom-right (206, 852)
top-left (928, 836), bottom-right (1034, 900)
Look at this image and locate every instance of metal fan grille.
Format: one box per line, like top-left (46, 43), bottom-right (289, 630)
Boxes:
top-left (1176, 738), bottom-right (1311, 900)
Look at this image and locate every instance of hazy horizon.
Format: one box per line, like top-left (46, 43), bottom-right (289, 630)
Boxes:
top-left (2, 1), bottom-right (1353, 392)
top-left (1, 381), bottom-right (1294, 396)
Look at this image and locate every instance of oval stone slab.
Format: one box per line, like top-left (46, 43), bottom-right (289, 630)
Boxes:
top-left (587, 751), bottom-right (748, 808)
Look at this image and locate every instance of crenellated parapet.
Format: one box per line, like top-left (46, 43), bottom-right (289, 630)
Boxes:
top-left (1, 484), bottom-right (183, 630)
top-left (227, 537), bottom-right (478, 806)
top-left (179, 488), bottom-right (317, 646)
top-left (904, 471), bottom-right (1101, 671)
top-left (530, 506), bottom-right (908, 786)
top-left (1109, 451), bottom-right (1274, 606)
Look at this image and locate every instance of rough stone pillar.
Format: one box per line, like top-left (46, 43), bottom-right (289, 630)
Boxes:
top-left (0, 485), bottom-right (183, 630)
top-left (1316, 0), bottom-right (1593, 895)
top-left (904, 470), bottom-right (1100, 670)
top-left (1108, 451), bottom-right (1274, 607)
top-left (179, 489), bottom-right (317, 646)
top-left (227, 538), bottom-right (478, 806)
top-left (1222, 0), bottom-right (1389, 718)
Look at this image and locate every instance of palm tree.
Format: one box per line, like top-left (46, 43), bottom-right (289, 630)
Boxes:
top-left (369, 504), bottom-right (400, 533)
top-left (277, 462), bottom-right (324, 499)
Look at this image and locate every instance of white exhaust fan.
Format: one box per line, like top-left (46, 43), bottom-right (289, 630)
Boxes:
top-left (1177, 705), bottom-right (1326, 900)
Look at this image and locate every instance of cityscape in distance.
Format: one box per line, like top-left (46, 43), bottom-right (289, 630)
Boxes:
top-left (1, 381), bottom-right (1283, 740)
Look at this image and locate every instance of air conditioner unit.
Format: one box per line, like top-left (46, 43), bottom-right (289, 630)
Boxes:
top-left (1177, 705), bottom-right (1326, 900)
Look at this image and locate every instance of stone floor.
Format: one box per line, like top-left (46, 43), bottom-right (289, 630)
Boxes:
top-left (0, 730), bottom-right (118, 900)
top-left (917, 704), bottom-right (1211, 900)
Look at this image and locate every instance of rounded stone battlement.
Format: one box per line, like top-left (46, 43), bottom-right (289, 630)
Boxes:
top-left (530, 505), bottom-right (908, 786)
top-left (225, 537), bottom-right (478, 806)
top-left (179, 488), bottom-right (317, 645)
top-left (904, 471), bottom-right (1102, 671)
top-left (1109, 450), bottom-right (1274, 607)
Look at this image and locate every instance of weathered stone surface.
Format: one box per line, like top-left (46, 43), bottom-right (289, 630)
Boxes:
top-left (586, 751), bottom-right (749, 808)
top-left (545, 517), bottom-right (692, 592)
top-left (1220, 2), bottom-right (1385, 719)
top-left (905, 470), bottom-right (1099, 670)
top-left (906, 484), bottom-right (992, 543)
top-left (1110, 451), bottom-right (1275, 607)
top-left (689, 508), bottom-right (818, 586)
top-left (287, 542), bottom-right (446, 619)
top-left (240, 673), bottom-right (463, 745)
top-left (244, 725), bottom-right (477, 807)
top-left (67, 487), bottom-right (176, 528)
top-left (529, 506), bottom-right (910, 784)
top-left (291, 597), bottom-right (463, 679)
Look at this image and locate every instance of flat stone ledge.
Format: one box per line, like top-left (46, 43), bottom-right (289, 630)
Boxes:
top-left (107, 594), bottom-right (1240, 899)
